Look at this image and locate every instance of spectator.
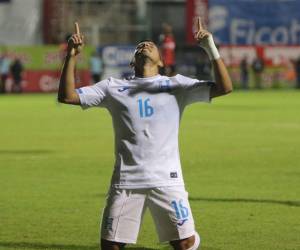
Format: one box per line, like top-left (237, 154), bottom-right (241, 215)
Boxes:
top-left (0, 50), bottom-right (11, 94)
top-left (10, 58), bottom-right (24, 93)
top-left (158, 23), bottom-right (176, 76)
top-left (252, 55), bottom-right (265, 89)
top-left (293, 56), bottom-right (300, 89)
top-left (240, 56), bottom-right (249, 89)
top-left (90, 51), bottom-right (103, 84)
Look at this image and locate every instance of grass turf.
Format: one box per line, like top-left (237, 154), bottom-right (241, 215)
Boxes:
top-left (0, 90), bottom-right (299, 250)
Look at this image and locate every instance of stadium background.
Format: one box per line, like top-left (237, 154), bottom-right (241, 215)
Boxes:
top-left (1, 0), bottom-right (300, 91)
top-left (0, 1), bottom-right (299, 250)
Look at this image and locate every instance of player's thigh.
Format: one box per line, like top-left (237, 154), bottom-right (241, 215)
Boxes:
top-left (101, 188), bottom-right (147, 244)
top-left (147, 186), bottom-right (195, 243)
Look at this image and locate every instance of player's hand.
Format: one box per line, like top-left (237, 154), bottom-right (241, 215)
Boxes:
top-left (194, 17), bottom-right (212, 49)
top-left (67, 22), bottom-right (84, 56)
top-left (194, 17), bottom-right (220, 60)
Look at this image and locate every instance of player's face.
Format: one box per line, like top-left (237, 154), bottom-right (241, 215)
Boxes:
top-left (134, 41), bottom-right (162, 64)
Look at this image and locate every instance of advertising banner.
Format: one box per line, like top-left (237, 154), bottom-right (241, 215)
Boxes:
top-left (3, 45), bottom-right (93, 70)
top-left (186, 0), bottom-right (209, 44)
top-left (5, 70), bottom-right (90, 93)
top-left (101, 45), bottom-right (135, 79)
top-left (2, 46), bottom-right (93, 92)
top-left (209, 0), bottom-right (300, 45)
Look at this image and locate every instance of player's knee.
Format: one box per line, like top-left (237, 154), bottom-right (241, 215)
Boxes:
top-left (101, 239), bottom-right (126, 250)
top-left (170, 232), bottom-right (200, 250)
top-left (186, 232), bottom-right (200, 250)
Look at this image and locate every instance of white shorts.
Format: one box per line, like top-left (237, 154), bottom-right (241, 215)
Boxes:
top-left (100, 186), bottom-right (195, 244)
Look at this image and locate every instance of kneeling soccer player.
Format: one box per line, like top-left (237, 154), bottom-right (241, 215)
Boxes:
top-left (58, 18), bottom-right (232, 250)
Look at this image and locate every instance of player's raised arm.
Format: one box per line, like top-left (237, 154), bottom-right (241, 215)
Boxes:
top-left (194, 17), bottom-right (232, 98)
top-left (57, 22), bottom-right (83, 104)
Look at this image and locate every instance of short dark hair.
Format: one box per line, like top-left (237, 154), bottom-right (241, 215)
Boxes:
top-left (130, 39), bottom-right (162, 68)
top-left (134, 39), bottom-right (158, 56)
top-left (136, 39), bottom-right (156, 47)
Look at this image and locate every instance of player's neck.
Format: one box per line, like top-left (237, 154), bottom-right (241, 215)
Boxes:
top-left (134, 64), bottom-right (159, 78)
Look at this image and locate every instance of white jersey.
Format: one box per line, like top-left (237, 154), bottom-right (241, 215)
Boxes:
top-left (76, 74), bottom-right (212, 189)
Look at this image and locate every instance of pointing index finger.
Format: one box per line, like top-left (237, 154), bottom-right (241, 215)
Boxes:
top-left (75, 22), bottom-right (80, 35)
top-left (197, 17), bottom-right (203, 31)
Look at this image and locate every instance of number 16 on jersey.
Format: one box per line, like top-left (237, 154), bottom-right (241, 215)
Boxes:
top-left (138, 98), bottom-right (154, 118)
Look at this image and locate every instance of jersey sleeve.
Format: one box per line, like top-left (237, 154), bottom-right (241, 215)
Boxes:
top-left (76, 79), bottom-right (109, 109)
top-left (172, 74), bottom-right (213, 106)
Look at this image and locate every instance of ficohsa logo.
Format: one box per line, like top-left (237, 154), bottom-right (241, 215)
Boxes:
top-left (209, 5), bottom-right (228, 43)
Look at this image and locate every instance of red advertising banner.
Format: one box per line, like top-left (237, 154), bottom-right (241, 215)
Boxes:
top-left (5, 70), bottom-right (91, 93)
top-left (186, 0), bottom-right (209, 44)
top-left (219, 45), bottom-right (300, 88)
top-left (219, 45), bottom-right (300, 67)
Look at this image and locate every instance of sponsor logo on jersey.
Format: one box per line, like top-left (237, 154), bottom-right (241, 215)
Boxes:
top-left (118, 86), bottom-right (130, 92)
top-left (177, 219), bottom-right (188, 226)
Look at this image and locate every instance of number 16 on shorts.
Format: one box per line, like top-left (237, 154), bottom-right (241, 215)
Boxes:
top-left (171, 199), bottom-right (189, 226)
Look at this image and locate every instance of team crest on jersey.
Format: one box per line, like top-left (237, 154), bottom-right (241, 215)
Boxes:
top-left (158, 80), bottom-right (171, 92)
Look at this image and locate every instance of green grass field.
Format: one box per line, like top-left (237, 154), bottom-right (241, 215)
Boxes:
top-left (0, 90), bottom-right (299, 250)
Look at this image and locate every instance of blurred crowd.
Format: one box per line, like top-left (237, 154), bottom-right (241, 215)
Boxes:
top-left (294, 58), bottom-right (300, 89)
top-left (1, 22), bottom-right (300, 94)
top-left (238, 53), bottom-right (300, 90)
top-left (0, 48), bottom-right (24, 94)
